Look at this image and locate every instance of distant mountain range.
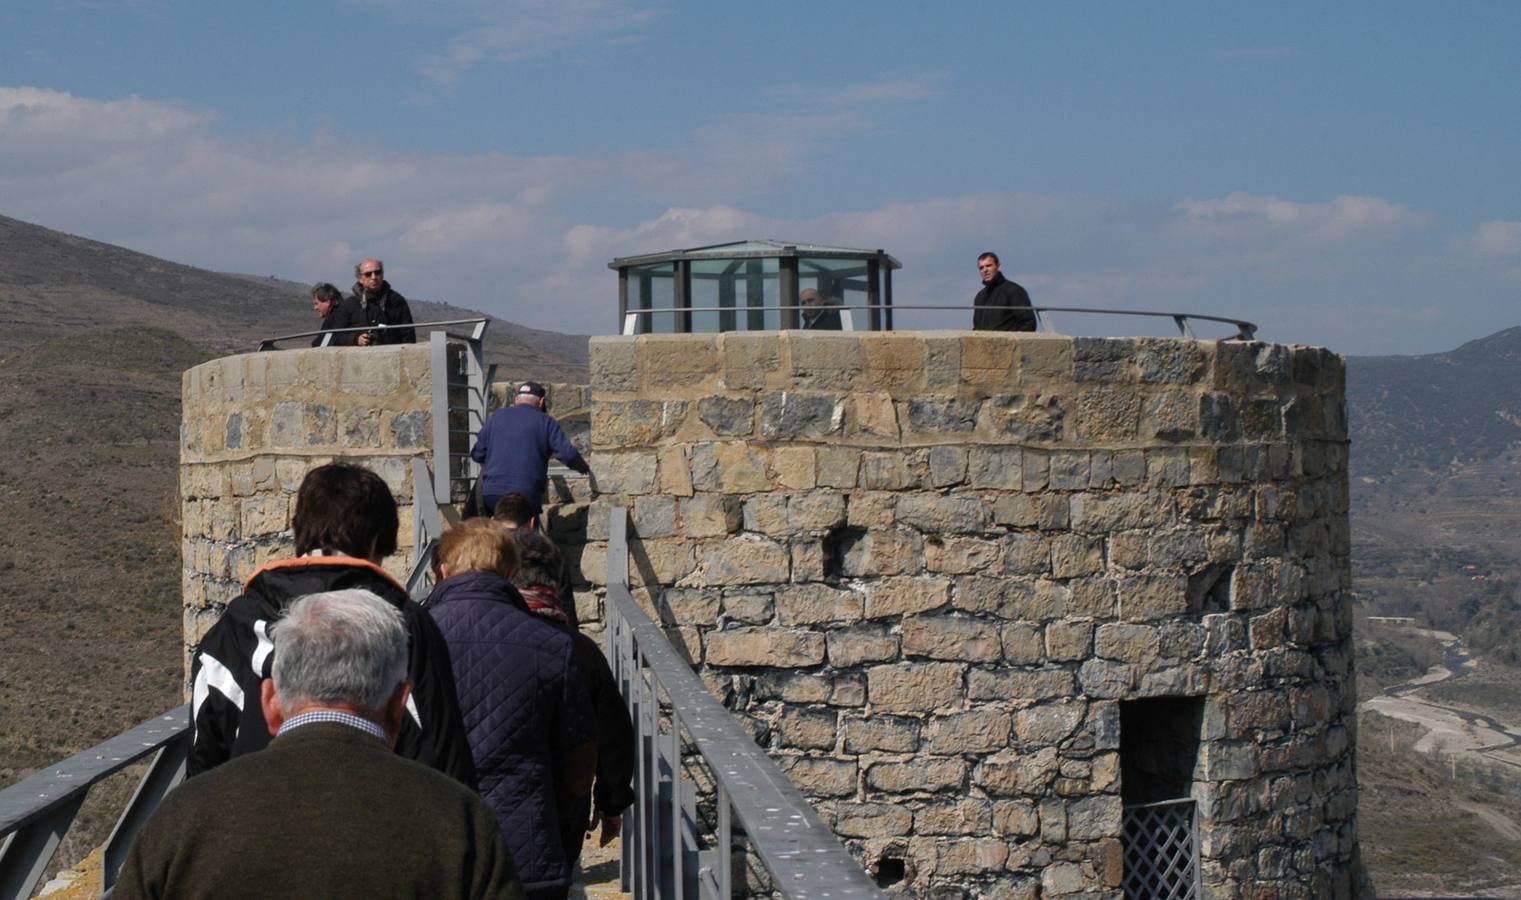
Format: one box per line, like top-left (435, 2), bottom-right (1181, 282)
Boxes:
top-left (1348, 326), bottom-right (1521, 477)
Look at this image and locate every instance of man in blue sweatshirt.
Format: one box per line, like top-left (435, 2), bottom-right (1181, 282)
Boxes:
top-left (471, 381), bottom-right (590, 524)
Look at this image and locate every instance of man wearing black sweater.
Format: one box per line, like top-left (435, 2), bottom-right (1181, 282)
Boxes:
top-left (971, 251), bottom-right (1038, 332)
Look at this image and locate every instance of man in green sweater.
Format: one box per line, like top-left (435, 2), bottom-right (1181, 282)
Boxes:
top-left (113, 589), bottom-right (526, 900)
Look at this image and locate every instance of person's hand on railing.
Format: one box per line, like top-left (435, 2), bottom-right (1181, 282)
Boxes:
top-left (590, 811), bottom-right (622, 847)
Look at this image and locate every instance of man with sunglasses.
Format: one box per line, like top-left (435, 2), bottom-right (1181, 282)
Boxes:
top-left (338, 258), bottom-right (417, 345)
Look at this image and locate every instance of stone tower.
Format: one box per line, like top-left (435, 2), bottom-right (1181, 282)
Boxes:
top-left (579, 330), bottom-right (1362, 898)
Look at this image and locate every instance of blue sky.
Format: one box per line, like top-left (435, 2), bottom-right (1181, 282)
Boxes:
top-left (2, 1), bottom-right (1518, 354)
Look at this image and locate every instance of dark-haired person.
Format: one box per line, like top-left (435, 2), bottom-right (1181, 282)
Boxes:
top-left (508, 529), bottom-right (635, 869)
top-left (428, 519), bottom-right (597, 900)
top-left (331, 258), bottom-right (416, 345)
top-left (492, 492), bottom-right (578, 629)
top-left (309, 282), bottom-right (352, 346)
top-left (117, 590), bottom-right (524, 900)
top-left (187, 463), bottom-right (475, 786)
top-left (471, 381), bottom-right (590, 522)
top-left (971, 251), bottom-right (1037, 332)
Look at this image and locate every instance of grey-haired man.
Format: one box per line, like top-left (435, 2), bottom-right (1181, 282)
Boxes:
top-left (115, 590), bottom-right (525, 900)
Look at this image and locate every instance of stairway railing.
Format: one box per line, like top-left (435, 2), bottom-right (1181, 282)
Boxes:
top-left (0, 707), bottom-right (189, 899)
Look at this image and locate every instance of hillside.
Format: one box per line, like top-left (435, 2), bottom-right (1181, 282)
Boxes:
top-left (1347, 326), bottom-right (1521, 477)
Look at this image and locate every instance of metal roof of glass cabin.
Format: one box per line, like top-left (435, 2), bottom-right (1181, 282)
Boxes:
top-left (608, 239), bottom-right (902, 270)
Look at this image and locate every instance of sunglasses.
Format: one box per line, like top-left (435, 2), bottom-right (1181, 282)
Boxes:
top-left (360, 270), bottom-right (383, 278)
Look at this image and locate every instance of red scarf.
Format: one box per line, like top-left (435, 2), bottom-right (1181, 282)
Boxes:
top-left (519, 583), bottom-right (568, 623)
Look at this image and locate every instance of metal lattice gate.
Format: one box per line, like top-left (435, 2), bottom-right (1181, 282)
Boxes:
top-left (1122, 798), bottom-right (1199, 900)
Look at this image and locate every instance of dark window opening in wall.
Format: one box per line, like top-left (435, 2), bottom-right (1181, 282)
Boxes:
top-left (822, 526), bottom-right (867, 581)
top-left (872, 856), bottom-right (906, 889)
top-left (1186, 564), bottom-right (1234, 616)
top-left (1121, 697), bottom-right (1202, 900)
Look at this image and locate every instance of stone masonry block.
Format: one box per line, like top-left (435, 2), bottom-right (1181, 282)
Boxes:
top-left (776, 583), bottom-right (863, 625)
top-left (686, 535), bottom-right (790, 586)
top-left (680, 494), bottom-right (741, 537)
top-left (779, 756), bottom-right (857, 797)
top-left (1094, 623), bottom-right (1161, 666)
top-left (834, 803), bottom-right (913, 838)
top-left (638, 334), bottom-right (718, 388)
top-left (1117, 574), bottom-right (1189, 620)
top-left (897, 494), bottom-right (990, 534)
top-left (770, 445), bottom-right (817, 490)
top-left (696, 395), bottom-right (754, 436)
top-left (925, 535), bottom-right (1004, 575)
top-left (1050, 534), bottom-right (1104, 578)
top-left (967, 446), bottom-right (1023, 490)
top-left (815, 447), bottom-right (860, 488)
top-left (717, 332), bottom-right (781, 390)
top-left (866, 758), bottom-right (968, 794)
top-left (1014, 700), bottom-right (1088, 745)
top-left (707, 627), bottom-right (824, 667)
top-left (927, 709), bottom-right (1013, 755)
top-left (850, 391), bottom-right (900, 440)
top-left (1001, 622), bottom-right (1044, 664)
top-left (863, 576), bottom-right (951, 619)
top-left (927, 446), bottom-right (968, 488)
top-left (595, 451), bottom-right (660, 495)
top-left (780, 707), bottom-right (839, 750)
top-left (787, 333), bottom-right (863, 390)
top-left (977, 393), bottom-right (1067, 443)
top-left (1046, 620), bottom-right (1094, 661)
top-left (843, 715), bottom-right (920, 753)
top-left (841, 528), bottom-right (922, 577)
top-left (906, 396), bottom-right (980, 434)
top-left (867, 662), bottom-right (965, 713)
top-left (589, 337), bottom-right (637, 392)
top-left (690, 442), bottom-right (771, 493)
top-left (858, 333), bottom-right (927, 391)
top-left (902, 616), bottom-right (1003, 662)
top-left (1070, 388), bottom-right (1142, 442)
top-left (789, 490), bottom-right (847, 530)
top-left (915, 799), bottom-right (994, 836)
top-left (761, 392), bottom-right (844, 438)
top-left (828, 625), bottom-right (901, 667)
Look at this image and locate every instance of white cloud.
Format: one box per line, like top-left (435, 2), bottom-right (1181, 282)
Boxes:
top-left (1173, 191), bottom-right (1420, 242)
top-left (1468, 220), bottom-right (1521, 257)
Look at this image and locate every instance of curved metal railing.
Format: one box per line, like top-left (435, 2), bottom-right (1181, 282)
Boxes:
top-left (621, 304), bottom-right (1257, 340)
top-left (256, 317), bottom-right (491, 351)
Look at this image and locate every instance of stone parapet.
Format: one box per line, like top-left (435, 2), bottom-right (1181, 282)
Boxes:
top-left (582, 331), bottom-right (1359, 898)
top-left (179, 346), bottom-right (435, 675)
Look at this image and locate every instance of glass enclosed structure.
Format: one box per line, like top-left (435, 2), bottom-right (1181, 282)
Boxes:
top-left (610, 240), bottom-right (902, 334)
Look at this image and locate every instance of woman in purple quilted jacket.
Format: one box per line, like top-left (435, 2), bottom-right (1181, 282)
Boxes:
top-left (427, 519), bottom-right (597, 900)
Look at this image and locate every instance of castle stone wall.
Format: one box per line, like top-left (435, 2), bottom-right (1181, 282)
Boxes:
top-left (179, 345), bottom-right (435, 674)
top-left (579, 331), bottom-right (1359, 898)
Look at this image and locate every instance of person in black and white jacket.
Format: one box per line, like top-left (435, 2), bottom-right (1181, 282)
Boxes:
top-left (187, 462), bottom-right (475, 786)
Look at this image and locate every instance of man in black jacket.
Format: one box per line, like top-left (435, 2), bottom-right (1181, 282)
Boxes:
top-left (335, 258), bottom-right (417, 345)
top-left (187, 463), bottom-right (476, 786)
top-left (971, 251), bottom-right (1037, 332)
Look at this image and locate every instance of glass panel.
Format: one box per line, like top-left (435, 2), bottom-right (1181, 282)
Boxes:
top-left (689, 258), bottom-right (779, 332)
top-left (798, 257), bottom-right (870, 331)
top-left (628, 262), bottom-right (677, 334)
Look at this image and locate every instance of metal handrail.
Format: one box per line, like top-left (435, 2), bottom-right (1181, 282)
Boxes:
top-left (604, 508), bottom-right (884, 899)
top-left (256, 317), bottom-right (490, 351)
top-left (0, 706), bottom-right (189, 899)
top-left (620, 304), bottom-right (1257, 340)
